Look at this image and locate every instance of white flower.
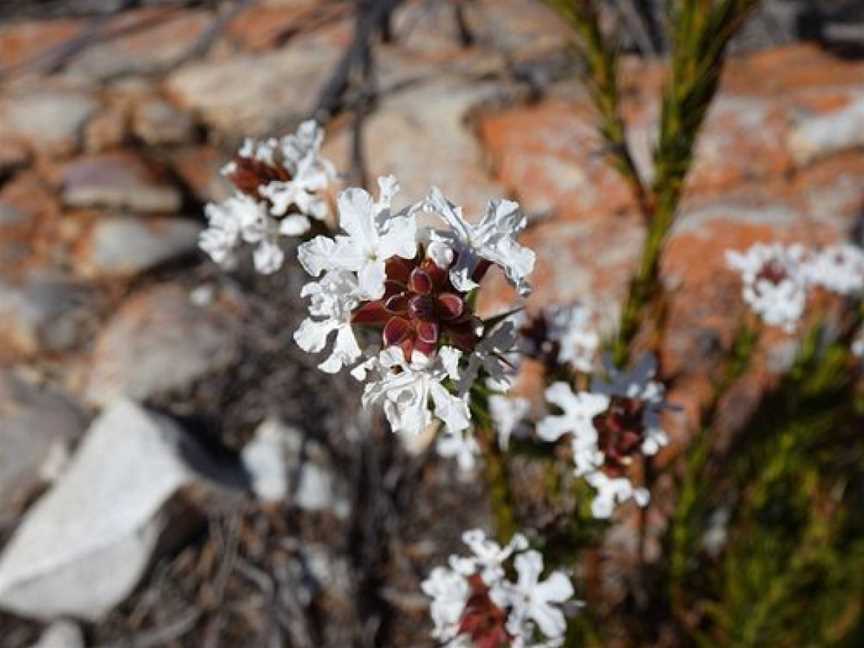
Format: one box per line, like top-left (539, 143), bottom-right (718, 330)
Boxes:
top-left (489, 395), bottom-right (530, 450)
top-left (590, 354), bottom-right (668, 456)
top-left (537, 382), bottom-right (609, 476)
top-left (450, 528), bottom-right (529, 586)
top-left (425, 187), bottom-right (536, 296)
top-left (420, 566), bottom-right (469, 643)
top-left (854, 332), bottom-right (864, 358)
top-left (726, 243), bottom-right (808, 331)
top-left (546, 304), bottom-right (599, 372)
top-left (199, 192), bottom-right (304, 274)
top-left (200, 193), bottom-right (263, 269)
top-left (458, 320), bottom-right (519, 395)
top-left (585, 472), bottom-right (649, 519)
top-left (437, 428), bottom-right (481, 473)
top-left (802, 242), bottom-right (864, 296)
top-left (294, 270), bottom-right (362, 373)
top-left (257, 120), bottom-right (335, 227)
top-left (497, 550), bottom-right (575, 644)
top-left (298, 176), bottom-right (417, 299)
top-left (360, 346), bottom-right (470, 436)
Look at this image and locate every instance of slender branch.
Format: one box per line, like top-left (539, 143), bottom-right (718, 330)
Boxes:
top-left (612, 0), bottom-right (761, 366)
top-left (544, 0), bottom-right (653, 224)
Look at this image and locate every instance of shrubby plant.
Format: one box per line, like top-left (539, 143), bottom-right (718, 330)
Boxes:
top-left (200, 0), bottom-right (864, 645)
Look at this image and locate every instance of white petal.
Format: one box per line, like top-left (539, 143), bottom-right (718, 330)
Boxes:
top-left (338, 188), bottom-right (377, 247)
top-left (253, 240), bottom-right (284, 274)
top-left (378, 215), bottom-right (418, 260)
top-left (294, 318), bottom-right (339, 353)
top-left (357, 259), bottom-right (387, 300)
top-left (298, 235), bottom-right (338, 276)
top-left (279, 214), bottom-right (311, 236)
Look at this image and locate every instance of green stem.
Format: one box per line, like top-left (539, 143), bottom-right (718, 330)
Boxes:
top-left (478, 425), bottom-right (518, 542)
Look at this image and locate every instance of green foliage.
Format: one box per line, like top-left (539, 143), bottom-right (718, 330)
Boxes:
top-left (530, 1), bottom-right (864, 646)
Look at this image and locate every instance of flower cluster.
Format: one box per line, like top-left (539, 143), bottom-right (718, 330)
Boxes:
top-left (199, 120), bottom-right (335, 274)
top-left (519, 303), bottom-right (599, 373)
top-left (294, 175), bottom-right (536, 443)
top-left (726, 241), bottom-right (864, 331)
top-left (421, 529), bottom-right (577, 648)
top-left (537, 355), bottom-right (667, 518)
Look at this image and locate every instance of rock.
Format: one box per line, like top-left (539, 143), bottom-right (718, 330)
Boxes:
top-left (0, 138), bottom-right (30, 176)
top-left (0, 88), bottom-right (98, 156)
top-left (226, 2), bottom-right (345, 52)
top-left (0, 202), bottom-right (27, 226)
top-left (327, 78), bottom-right (509, 216)
top-left (83, 106), bottom-right (128, 153)
top-left (60, 152), bottom-right (182, 212)
top-left (0, 400), bottom-right (208, 621)
top-left (74, 214), bottom-right (200, 279)
top-left (170, 146), bottom-right (232, 203)
top-left (28, 620), bottom-right (84, 648)
top-left (0, 371), bottom-right (87, 516)
top-left (479, 99), bottom-right (638, 221)
top-left (83, 283), bottom-right (239, 407)
top-left (0, 18), bottom-right (84, 73)
top-left (132, 98), bottom-right (196, 146)
top-left (165, 37), bottom-right (342, 136)
top-left (241, 418), bottom-right (350, 517)
top-left (64, 9), bottom-right (212, 81)
top-left (0, 274), bottom-right (96, 359)
top-left (788, 93), bottom-right (864, 165)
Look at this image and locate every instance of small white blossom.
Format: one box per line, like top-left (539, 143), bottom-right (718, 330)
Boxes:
top-left (802, 242), bottom-right (864, 296)
top-left (499, 550), bottom-right (575, 644)
top-left (450, 528), bottom-right (529, 586)
top-left (590, 353), bottom-right (668, 456)
top-left (854, 332), bottom-right (864, 358)
top-left (437, 428), bottom-right (481, 473)
top-left (726, 243), bottom-right (808, 332)
top-left (585, 472), bottom-right (650, 519)
top-left (538, 381), bottom-right (655, 519)
top-left (537, 382), bottom-right (609, 476)
top-left (298, 176), bottom-right (417, 299)
top-left (294, 270), bottom-right (362, 373)
top-left (421, 566), bottom-right (470, 644)
top-left (425, 187), bottom-right (536, 296)
top-left (199, 193), bottom-right (265, 269)
top-left (546, 304), bottom-right (599, 372)
top-left (360, 346), bottom-right (470, 436)
top-left (458, 320), bottom-right (518, 395)
top-left (257, 120), bottom-right (335, 226)
top-left (423, 530), bottom-right (579, 648)
top-left (489, 394), bottom-right (530, 450)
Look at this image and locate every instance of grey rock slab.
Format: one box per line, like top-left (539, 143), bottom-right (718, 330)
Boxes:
top-left (61, 152), bottom-right (182, 212)
top-left (324, 78), bottom-right (508, 217)
top-left (83, 283), bottom-right (239, 407)
top-left (132, 98), bottom-right (196, 146)
top-left (0, 372), bottom-right (87, 516)
top-left (0, 89), bottom-right (98, 156)
top-left (0, 275), bottom-right (96, 357)
top-left (75, 215), bottom-right (200, 279)
top-left (165, 40), bottom-right (342, 136)
top-left (788, 92), bottom-right (864, 165)
top-left (0, 400), bottom-right (197, 621)
top-left (28, 620), bottom-right (84, 648)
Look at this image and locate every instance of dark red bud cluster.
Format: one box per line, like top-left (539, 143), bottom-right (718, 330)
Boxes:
top-left (756, 259), bottom-right (788, 285)
top-left (457, 574), bottom-right (512, 648)
top-left (592, 396), bottom-right (647, 478)
top-left (352, 251), bottom-right (480, 358)
top-left (224, 154), bottom-right (292, 199)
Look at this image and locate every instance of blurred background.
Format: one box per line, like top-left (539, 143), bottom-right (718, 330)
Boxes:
top-left (1, 1), bottom-right (864, 647)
